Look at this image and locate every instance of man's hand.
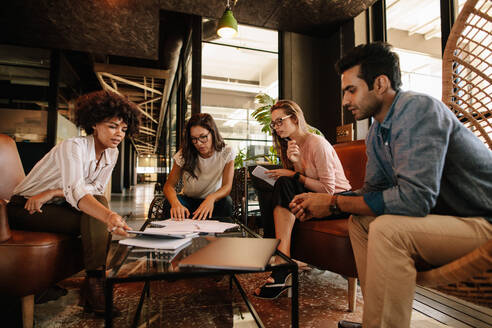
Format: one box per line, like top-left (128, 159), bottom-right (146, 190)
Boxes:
top-left (289, 193), bottom-right (333, 221)
top-left (24, 190), bottom-right (56, 214)
top-left (192, 196), bottom-right (215, 220)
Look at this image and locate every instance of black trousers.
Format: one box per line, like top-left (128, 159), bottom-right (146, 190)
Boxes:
top-left (7, 195), bottom-right (110, 270)
top-left (259, 176), bottom-right (350, 237)
top-left (255, 176), bottom-right (307, 238)
top-left (165, 194), bottom-right (233, 218)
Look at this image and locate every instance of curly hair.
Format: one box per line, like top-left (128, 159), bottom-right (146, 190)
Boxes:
top-left (335, 42), bottom-right (402, 91)
top-left (74, 90), bottom-right (141, 136)
top-left (270, 100), bottom-right (309, 170)
top-left (180, 113), bottom-right (225, 180)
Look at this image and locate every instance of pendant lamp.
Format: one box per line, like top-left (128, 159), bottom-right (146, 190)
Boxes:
top-left (217, 0), bottom-right (238, 38)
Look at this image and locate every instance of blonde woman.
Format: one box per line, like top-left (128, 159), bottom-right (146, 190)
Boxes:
top-left (254, 100), bottom-right (351, 299)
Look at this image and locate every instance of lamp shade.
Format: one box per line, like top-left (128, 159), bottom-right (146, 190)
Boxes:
top-left (217, 8), bottom-right (238, 38)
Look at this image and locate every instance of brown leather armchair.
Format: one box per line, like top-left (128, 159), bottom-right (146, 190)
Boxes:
top-left (0, 134), bottom-right (83, 328)
top-left (291, 140), bottom-right (367, 312)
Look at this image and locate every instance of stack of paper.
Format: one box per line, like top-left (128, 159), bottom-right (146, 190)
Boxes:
top-left (152, 219), bottom-right (238, 234)
top-left (119, 236), bottom-right (193, 251)
top-left (127, 228), bottom-right (199, 239)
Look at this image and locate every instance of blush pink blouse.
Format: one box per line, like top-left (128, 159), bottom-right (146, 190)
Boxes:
top-left (298, 134), bottom-right (351, 194)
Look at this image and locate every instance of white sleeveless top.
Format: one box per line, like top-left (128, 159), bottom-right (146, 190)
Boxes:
top-left (173, 145), bottom-right (235, 199)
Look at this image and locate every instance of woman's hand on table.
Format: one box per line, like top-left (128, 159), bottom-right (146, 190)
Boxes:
top-left (192, 196), bottom-right (215, 220)
top-left (170, 202), bottom-right (190, 221)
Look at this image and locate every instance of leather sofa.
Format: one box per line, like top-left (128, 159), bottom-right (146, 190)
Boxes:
top-left (291, 139), bottom-right (367, 312)
top-left (0, 134), bottom-right (83, 328)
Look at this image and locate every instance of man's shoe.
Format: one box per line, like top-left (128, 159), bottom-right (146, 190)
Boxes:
top-left (338, 320), bottom-right (362, 328)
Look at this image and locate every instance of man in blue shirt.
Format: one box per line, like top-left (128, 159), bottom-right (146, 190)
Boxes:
top-left (290, 42), bottom-right (492, 328)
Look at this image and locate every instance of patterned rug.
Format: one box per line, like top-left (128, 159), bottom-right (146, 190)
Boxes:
top-left (30, 268), bottom-right (363, 328)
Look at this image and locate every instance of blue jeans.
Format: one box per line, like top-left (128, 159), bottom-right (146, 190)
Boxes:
top-left (176, 194), bottom-right (233, 218)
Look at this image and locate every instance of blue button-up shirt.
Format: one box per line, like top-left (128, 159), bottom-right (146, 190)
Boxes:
top-left (362, 90), bottom-right (492, 222)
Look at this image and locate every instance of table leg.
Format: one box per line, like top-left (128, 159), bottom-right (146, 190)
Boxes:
top-left (105, 280), bottom-right (114, 328)
top-left (291, 268), bottom-right (299, 328)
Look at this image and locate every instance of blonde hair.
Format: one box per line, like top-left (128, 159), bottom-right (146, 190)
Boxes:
top-left (270, 100), bottom-right (309, 170)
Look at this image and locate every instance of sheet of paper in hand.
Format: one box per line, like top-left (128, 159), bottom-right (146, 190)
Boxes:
top-left (251, 165), bottom-right (276, 187)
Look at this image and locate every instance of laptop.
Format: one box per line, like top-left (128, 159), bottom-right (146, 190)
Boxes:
top-left (178, 237), bottom-right (279, 271)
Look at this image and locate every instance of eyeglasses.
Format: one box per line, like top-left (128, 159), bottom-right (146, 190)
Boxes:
top-left (269, 115), bottom-right (292, 129)
top-left (191, 132), bottom-right (210, 144)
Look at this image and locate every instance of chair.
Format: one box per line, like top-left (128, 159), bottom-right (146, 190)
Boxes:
top-left (291, 140), bottom-right (367, 312)
top-left (0, 134), bottom-right (84, 327)
top-left (416, 0), bottom-right (492, 307)
top-left (147, 167), bottom-right (248, 224)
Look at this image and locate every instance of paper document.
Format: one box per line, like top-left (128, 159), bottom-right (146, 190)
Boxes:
top-left (119, 236), bottom-right (193, 250)
top-left (251, 165), bottom-right (276, 187)
top-left (128, 228), bottom-right (199, 239)
top-left (152, 219), bottom-right (238, 233)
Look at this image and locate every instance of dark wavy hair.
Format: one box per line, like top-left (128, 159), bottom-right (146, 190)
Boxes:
top-left (335, 42), bottom-right (402, 91)
top-left (180, 113), bottom-right (225, 179)
top-left (270, 100), bottom-right (309, 170)
top-left (74, 90), bottom-right (141, 136)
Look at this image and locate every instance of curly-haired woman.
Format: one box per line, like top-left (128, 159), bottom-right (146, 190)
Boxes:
top-left (163, 113), bottom-right (235, 220)
top-left (7, 90), bottom-right (140, 315)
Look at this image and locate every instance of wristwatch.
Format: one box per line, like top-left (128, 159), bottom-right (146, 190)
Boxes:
top-left (293, 172), bottom-right (300, 181)
top-left (329, 194), bottom-right (342, 216)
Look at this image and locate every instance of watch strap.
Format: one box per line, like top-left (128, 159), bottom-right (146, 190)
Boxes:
top-left (329, 194), bottom-right (342, 215)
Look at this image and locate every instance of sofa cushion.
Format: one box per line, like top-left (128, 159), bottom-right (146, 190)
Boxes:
top-left (0, 231), bottom-right (83, 297)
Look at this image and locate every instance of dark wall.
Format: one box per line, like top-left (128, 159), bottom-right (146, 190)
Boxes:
top-left (281, 20), bottom-right (355, 144)
top-left (0, 0), bottom-right (159, 60)
top-left (16, 143), bottom-right (52, 174)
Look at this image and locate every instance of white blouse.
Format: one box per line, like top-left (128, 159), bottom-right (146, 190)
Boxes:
top-left (13, 135), bottom-right (118, 210)
top-left (173, 146), bottom-right (235, 199)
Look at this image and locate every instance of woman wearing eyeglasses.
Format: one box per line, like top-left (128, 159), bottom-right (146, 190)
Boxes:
top-left (254, 100), bottom-right (351, 299)
top-left (163, 113), bottom-right (235, 220)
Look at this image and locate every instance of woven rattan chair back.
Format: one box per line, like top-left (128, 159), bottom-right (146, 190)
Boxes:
top-left (417, 0), bottom-right (492, 307)
top-left (442, 0), bottom-right (492, 150)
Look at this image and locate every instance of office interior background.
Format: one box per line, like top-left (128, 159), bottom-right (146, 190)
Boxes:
top-left (0, 0), bottom-right (490, 327)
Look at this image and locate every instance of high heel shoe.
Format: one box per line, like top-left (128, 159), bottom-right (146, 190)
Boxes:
top-left (253, 269), bottom-right (292, 300)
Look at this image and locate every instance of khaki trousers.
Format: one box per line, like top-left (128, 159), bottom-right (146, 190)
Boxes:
top-left (7, 195), bottom-right (110, 270)
top-left (348, 214), bottom-right (492, 328)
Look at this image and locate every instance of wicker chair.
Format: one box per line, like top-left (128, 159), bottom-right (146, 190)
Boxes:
top-left (416, 0), bottom-right (492, 307)
top-left (147, 167), bottom-right (247, 224)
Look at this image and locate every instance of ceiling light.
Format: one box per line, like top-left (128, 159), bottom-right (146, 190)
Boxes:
top-left (217, 0), bottom-right (238, 38)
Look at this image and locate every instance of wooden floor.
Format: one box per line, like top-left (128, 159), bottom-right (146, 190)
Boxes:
top-left (413, 286), bottom-right (492, 328)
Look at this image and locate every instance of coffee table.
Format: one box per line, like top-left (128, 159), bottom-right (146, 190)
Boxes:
top-left (105, 218), bottom-right (299, 327)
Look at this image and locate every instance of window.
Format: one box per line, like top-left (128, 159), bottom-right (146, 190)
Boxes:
top-left (201, 22), bottom-right (279, 214)
top-left (386, 0), bottom-right (443, 100)
top-left (201, 23), bottom-right (278, 162)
